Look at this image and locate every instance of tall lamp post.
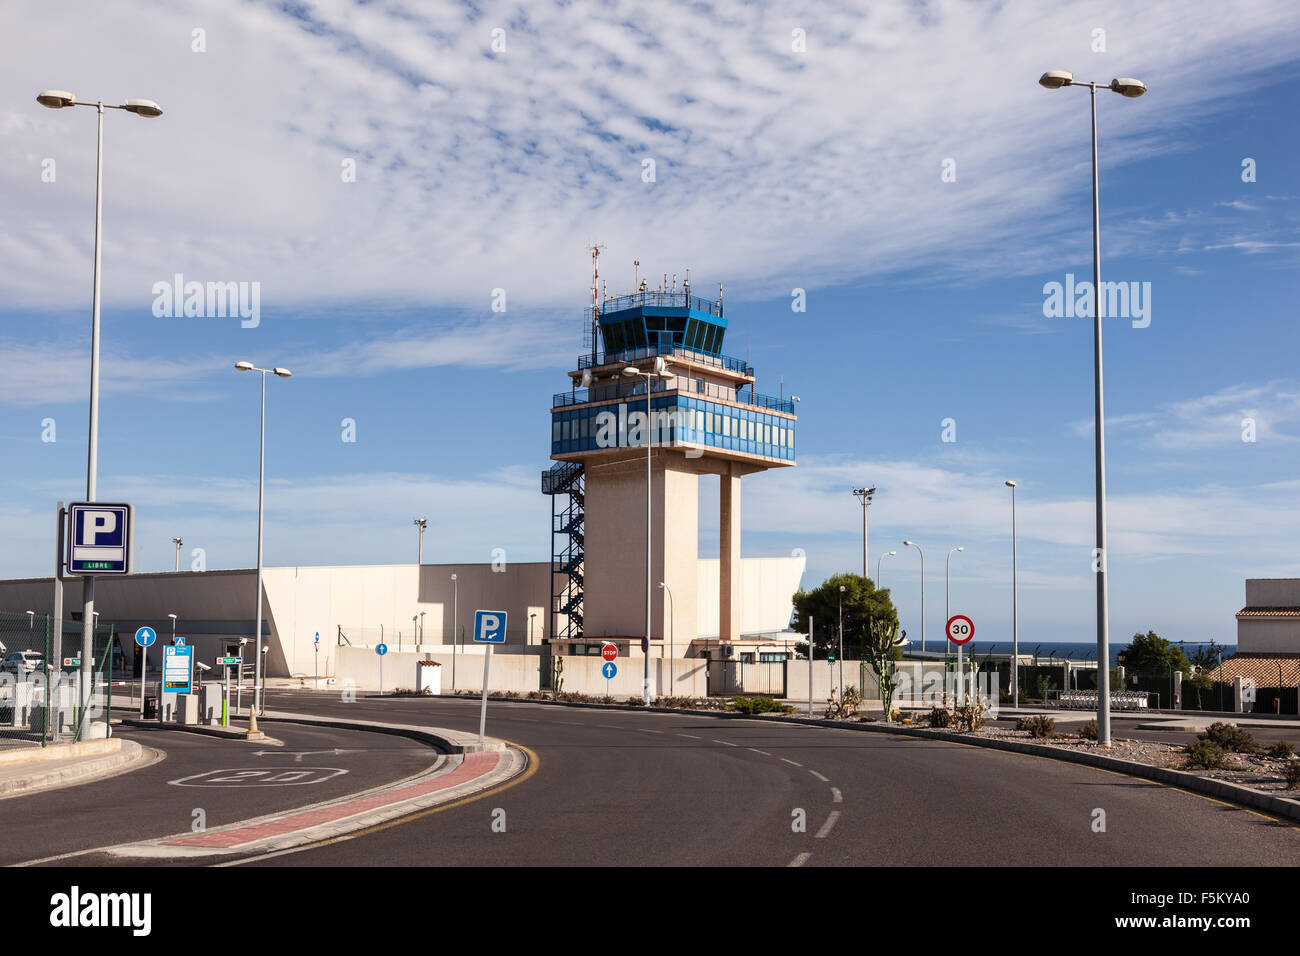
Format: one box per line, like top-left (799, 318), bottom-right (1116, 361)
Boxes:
top-left (658, 582), bottom-right (675, 691)
top-left (234, 362), bottom-right (292, 733)
top-left (450, 573), bottom-right (458, 691)
top-left (171, 537), bottom-right (183, 572)
top-left (903, 541), bottom-right (925, 653)
top-left (877, 550), bottom-right (896, 589)
top-left (851, 486), bottom-right (875, 579)
top-left (414, 517), bottom-right (427, 565)
top-left (1005, 480), bottom-right (1020, 707)
top-left (1038, 70), bottom-right (1145, 745)
top-left (622, 357), bottom-right (674, 703)
top-left (837, 584), bottom-right (846, 698)
top-left (37, 89), bottom-right (163, 741)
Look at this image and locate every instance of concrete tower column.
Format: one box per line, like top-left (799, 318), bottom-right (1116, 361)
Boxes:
top-left (720, 467), bottom-right (742, 644)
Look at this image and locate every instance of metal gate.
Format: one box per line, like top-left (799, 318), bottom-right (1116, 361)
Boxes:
top-left (705, 658), bottom-right (787, 698)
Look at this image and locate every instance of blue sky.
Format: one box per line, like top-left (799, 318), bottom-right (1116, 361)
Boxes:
top-left (2, 0), bottom-right (1299, 648)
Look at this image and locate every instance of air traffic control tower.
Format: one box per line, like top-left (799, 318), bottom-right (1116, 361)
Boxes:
top-left (542, 268), bottom-right (797, 654)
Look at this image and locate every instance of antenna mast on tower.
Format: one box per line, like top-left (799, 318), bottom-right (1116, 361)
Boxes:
top-left (587, 242), bottom-right (606, 365)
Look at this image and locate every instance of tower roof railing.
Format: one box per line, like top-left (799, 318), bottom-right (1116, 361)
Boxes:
top-left (587, 290), bottom-right (723, 320)
top-left (577, 344), bottom-right (753, 376)
top-left (553, 377), bottom-right (795, 414)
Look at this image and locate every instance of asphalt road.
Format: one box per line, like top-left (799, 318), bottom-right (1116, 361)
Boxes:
top-left (229, 690), bottom-right (1300, 867)
top-left (0, 720), bottom-right (438, 866)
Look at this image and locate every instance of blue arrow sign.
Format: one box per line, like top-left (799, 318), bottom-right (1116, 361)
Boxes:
top-left (376, 643), bottom-right (388, 657)
top-left (134, 626), bottom-right (157, 648)
top-left (602, 661), bottom-right (617, 680)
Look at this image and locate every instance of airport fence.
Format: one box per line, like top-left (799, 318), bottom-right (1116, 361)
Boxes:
top-left (0, 611), bottom-right (116, 746)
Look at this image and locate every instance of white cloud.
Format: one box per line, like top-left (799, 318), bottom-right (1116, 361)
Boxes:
top-left (2, 0), bottom-right (1298, 314)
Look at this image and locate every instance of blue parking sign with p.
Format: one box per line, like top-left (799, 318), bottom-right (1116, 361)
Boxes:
top-left (473, 610), bottom-right (507, 644)
top-left (67, 502), bottom-right (134, 575)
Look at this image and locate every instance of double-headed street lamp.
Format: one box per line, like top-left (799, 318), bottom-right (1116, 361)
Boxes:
top-left (414, 518), bottom-right (427, 565)
top-left (903, 541), bottom-right (925, 653)
top-left (37, 88), bottom-right (163, 740)
top-left (622, 358), bottom-right (674, 704)
top-left (171, 537), bottom-right (183, 572)
top-left (851, 486), bottom-right (875, 579)
top-left (234, 362), bottom-right (292, 732)
top-left (1038, 70), bottom-right (1145, 745)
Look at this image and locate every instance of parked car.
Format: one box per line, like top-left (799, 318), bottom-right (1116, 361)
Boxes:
top-left (1, 651), bottom-right (45, 676)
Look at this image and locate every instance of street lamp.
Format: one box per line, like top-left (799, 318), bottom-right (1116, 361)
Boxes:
top-left (877, 550), bottom-right (896, 588)
top-left (171, 537), bottom-right (183, 572)
top-left (414, 517), bottom-right (427, 565)
top-left (528, 612), bottom-right (537, 648)
top-left (903, 541), bottom-right (925, 653)
top-left (450, 573), bottom-right (458, 691)
top-left (1005, 480), bottom-right (1019, 707)
top-left (851, 486), bottom-right (875, 579)
top-left (623, 357), bottom-right (674, 703)
top-left (1038, 70), bottom-right (1144, 744)
top-left (38, 88), bottom-right (163, 740)
top-left (26, 611), bottom-right (35, 632)
top-left (234, 362), bottom-right (291, 734)
top-left (837, 584), bottom-right (846, 698)
top-left (659, 581), bottom-right (675, 687)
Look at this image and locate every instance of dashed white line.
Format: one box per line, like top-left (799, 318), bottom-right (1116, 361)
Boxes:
top-left (714, 739), bottom-right (737, 746)
top-left (677, 733), bottom-right (702, 740)
top-left (814, 810), bottom-right (841, 839)
top-left (831, 787), bottom-right (843, 803)
top-left (788, 852), bottom-right (812, 867)
top-left (809, 770), bottom-right (829, 782)
top-left (747, 748), bottom-right (771, 756)
top-left (781, 758), bottom-right (803, 768)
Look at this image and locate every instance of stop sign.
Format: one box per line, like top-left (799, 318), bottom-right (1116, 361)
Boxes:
top-left (946, 615), bottom-right (974, 645)
top-left (602, 643), bottom-right (618, 662)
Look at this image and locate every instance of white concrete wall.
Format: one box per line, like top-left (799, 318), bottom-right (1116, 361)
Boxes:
top-left (696, 555), bottom-right (805, 638)
top-left (1245, 578), bottom-right (1300, 606)
top-left (1238, 618), bottom-right (1300, 654)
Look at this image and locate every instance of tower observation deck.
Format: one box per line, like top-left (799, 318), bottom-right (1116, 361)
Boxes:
top-left (542, 279), bottom-right (797, 664)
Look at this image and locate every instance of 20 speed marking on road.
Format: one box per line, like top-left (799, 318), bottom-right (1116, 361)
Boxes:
top-left (169, 768), bottom-right (349, 787)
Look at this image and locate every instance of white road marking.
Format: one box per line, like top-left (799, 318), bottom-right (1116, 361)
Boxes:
top-left (788, 852), bottom-right (812, 867)
top-left (781, 758), bottom-right (803, 767)
top-left (831, 787), bottom-right (843, 803)
top-left (714, 740), bottom-right (737, 747)
top-left (809, 770), bottom-right (829, 782)
top-left (814, 810), bottom-right (841, 839)
top-left (748, 748), bottom-right (771, 756)
top-left (677, 733), bottom-right (701, 739)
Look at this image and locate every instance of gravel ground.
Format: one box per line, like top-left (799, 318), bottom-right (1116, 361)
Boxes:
top-left (871, 717), bottom-right (1300, 795)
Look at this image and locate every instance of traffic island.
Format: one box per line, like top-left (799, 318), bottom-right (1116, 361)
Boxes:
top-left (0, 738), bottom-right (153, 797)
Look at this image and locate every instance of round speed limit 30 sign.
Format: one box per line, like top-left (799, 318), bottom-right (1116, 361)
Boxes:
top-left (946, 614), bottom-right (974, 645)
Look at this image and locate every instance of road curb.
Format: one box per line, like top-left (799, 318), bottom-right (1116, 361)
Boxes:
top-left (259, 711), bottom-right (507, 754)
top-left (118, 717), bottom-right (283, 745)
top-left (0, 739), bottom-right (148, 798)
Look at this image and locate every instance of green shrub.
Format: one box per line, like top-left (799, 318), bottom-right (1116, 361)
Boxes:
top-left (1200, 722), bottom-right (1258, 754)
top-left (1285, 761), bottom-right (1300, 791)
top-left (1269, 740), bottom-right (1295, 759)
top-left (1016, 715), bottom-right (1057, 738)
top-left (1184, 738), bottom-right (1225, 769)
top-left (928, 707), bottom-right (953, 728)
top-left (1079, 719), bottom-right (1098, 741)
top-left (731, 696), bottom-right (790, 715)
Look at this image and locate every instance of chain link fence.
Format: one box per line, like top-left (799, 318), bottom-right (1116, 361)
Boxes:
top-left (0, 611), bottom-right (116, 747)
